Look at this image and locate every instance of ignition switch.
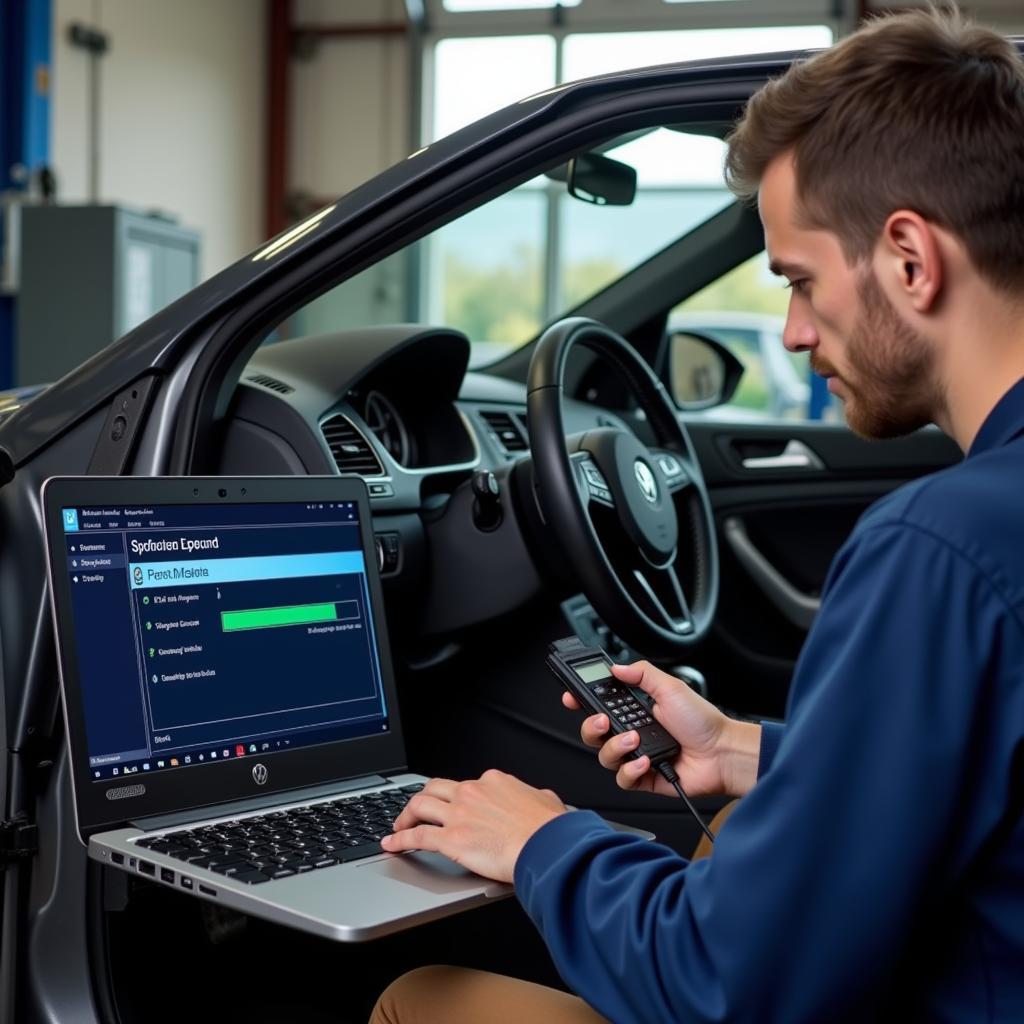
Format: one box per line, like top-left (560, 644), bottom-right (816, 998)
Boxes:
top-left (472, 470), bottom-right (502, 531)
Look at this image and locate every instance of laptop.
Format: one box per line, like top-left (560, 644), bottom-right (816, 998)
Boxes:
top-left (42, 475), bottom-right (513, 942)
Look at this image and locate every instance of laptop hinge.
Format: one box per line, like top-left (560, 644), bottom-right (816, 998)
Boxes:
top-left (129, 773), bottom-right (391, 832)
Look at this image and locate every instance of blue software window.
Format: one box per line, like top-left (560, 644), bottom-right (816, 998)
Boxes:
top-left (60, 501), bottom-right (388, 781)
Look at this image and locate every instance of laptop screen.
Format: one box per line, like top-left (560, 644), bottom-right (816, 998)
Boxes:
top-left (56, 496), bottom-right (390, 785)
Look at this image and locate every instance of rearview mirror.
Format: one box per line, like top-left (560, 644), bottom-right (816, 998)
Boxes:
top-left (669, 331), bottom-right (744, 409)
top-left (566, 153), bottom-right (637, 206)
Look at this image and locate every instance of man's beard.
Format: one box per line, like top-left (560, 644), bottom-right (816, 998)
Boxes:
top-left (811, 270), bottom-right (941, 439)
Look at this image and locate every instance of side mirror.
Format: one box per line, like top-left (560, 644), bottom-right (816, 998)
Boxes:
top-left (669, 331), bottom-right (744, 410)
top-left (566, 153), bottom-right (637, 206)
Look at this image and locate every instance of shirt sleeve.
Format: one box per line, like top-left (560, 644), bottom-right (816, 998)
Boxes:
top-left (514, 521), bottom-right (1018, 1024)
top-left (756, 720), bottom-right (784, 778)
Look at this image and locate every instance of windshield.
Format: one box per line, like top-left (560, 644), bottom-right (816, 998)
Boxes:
top-left (281, 126), bottom-right (737, 365)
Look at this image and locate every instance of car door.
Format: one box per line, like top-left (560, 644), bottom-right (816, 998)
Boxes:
top-left (685, 419), bottom-right (961, 718)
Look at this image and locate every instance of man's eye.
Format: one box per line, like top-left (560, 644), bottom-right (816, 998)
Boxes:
top-left (786, 279), bottom-right (809, 295)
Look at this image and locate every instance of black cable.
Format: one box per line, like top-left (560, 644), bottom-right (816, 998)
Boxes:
top-left (655, 761), bottom-right (715, 844)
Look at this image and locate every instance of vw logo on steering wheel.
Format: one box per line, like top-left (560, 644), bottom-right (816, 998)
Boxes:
top-left (634, 460), bottom-right (658, 503)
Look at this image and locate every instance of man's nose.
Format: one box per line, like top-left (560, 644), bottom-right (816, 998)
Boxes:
top-left (783, 298), bottom-right (818, 353)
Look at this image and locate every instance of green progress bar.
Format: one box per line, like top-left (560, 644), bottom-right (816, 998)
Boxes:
top-left (221, 602), bottom-right (339, 632)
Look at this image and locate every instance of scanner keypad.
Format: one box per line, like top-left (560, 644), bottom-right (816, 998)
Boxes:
top-left (595, 685), bottom-right (655, 729)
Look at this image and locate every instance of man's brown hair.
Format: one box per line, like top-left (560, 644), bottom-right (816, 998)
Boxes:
top-left (725, 8), bottom-right (1024, 294)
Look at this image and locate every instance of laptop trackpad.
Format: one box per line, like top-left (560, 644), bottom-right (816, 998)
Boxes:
top-left (359, 851), bottom-right (510, 897)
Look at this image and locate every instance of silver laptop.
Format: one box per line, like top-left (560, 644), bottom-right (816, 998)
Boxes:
top-left (42, 475), bottom-right (512, 942)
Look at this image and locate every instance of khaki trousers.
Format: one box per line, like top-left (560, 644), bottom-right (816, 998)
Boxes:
top-left (369, 800), bottom-right (739, 1024)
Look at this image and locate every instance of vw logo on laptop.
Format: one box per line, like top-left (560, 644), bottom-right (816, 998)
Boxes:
top-left (634, 460), bottom-right (658, 504)
top-left (252, 763), bottom-right (269, 786)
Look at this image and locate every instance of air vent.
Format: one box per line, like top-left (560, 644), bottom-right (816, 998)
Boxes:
top-left (246, 373), bottom-right (294, 395)
top-left (479, 410), bottom-right (528, 453)
top-left (321, 414), bottom-right (385, 476)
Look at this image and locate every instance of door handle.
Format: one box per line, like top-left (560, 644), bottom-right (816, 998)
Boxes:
top-left (740, 439), bottom-right (824, 471)
top-left (723, 516), bottom-right (820, 629)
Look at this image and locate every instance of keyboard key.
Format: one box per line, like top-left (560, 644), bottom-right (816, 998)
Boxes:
top-left (232, 870), bottom-right (272, 885)
top-left (337, 841), bottom-right (383, 863)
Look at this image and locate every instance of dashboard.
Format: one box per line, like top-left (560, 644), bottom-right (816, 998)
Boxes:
top-left (219, 325), bottom-right (630, 645)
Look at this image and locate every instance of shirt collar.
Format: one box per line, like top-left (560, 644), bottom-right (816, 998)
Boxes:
top-left (967, 376), bottom-right (1024, 458)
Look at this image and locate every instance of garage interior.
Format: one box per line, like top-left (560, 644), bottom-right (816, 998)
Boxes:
top-left (2, 2), bottom-right (1024, 1022)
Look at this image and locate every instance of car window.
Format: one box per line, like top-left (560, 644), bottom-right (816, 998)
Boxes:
top-left (670, 252), bottom-right (839, 423)
top-left (280, 126), bottom-right (735, 356)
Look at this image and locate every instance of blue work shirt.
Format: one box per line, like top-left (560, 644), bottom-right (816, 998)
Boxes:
top-left (515, 379), bottom-right (1024, 1023)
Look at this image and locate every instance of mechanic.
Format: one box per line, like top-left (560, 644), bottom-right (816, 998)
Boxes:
top-left (372, 9), bottom-right (1024, 1021)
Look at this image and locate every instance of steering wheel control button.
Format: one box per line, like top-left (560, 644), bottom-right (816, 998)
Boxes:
top-left (582, 461), bottom-right (608, 487)
top-left (656, 454), bottom-right (688, 486)
top-left (580, 460), bottom-right (614, 505)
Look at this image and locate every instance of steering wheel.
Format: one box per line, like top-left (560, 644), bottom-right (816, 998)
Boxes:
top-left (526, 317), bottom-right (719, 657)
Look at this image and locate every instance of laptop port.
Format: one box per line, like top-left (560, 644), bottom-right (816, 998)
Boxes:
top-left (180, 877), bottom-right (194, 890)
top-left (111, 852), bottom-right (125, 865)
top-left (198, 884), bottom-right (217, 896)
top-left (139, 860), bottom-right (155, 877)
top-left (160, 868), bottom-right (175, 884)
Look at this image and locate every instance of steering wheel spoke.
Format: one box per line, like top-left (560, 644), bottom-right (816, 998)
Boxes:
top-left (632, 563), bottom-right (694, 635)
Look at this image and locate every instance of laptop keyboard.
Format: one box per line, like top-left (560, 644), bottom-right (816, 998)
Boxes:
top-left (133, 784), bottom-right (423, 885)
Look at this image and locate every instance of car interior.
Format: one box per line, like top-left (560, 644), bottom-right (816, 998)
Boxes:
top-left (0, 89), bottom-right (963, 1023)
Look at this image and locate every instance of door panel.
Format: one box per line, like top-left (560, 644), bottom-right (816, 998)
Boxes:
top-left (684, 419), bottom-right (962, 717)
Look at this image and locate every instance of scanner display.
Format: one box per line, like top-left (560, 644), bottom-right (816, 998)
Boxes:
top-left (575, 660), bottom-right (613, 684)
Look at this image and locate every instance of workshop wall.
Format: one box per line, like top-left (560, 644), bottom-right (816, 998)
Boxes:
top-left (290, 0), bottom-right (410, 208)
top-left (50, 0), bottom-right (267, 278)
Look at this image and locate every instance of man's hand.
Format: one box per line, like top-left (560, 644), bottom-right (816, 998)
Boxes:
top-left (563, 660), bottom-right (762, 799)
top-left (380, 770), bottom-right (567, 883)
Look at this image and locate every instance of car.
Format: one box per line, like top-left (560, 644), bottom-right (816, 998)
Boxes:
top-left (0, 44), bottom-right (965, 1024)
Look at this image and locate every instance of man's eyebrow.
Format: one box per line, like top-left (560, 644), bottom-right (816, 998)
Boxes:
top-left (768, 259), bottom-right (810, 278)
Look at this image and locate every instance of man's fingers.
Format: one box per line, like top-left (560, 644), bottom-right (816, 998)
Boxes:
top-left (381, 823), bottom-right (443, 855)
top-left (615, 754), bottom-right (650, 791)
top-left (562, 692), bottom-right (582, 711)
top-left (421, 777), bottom-right (459, 801)
top-left (580, 713), bottom-right (610, 747)
top-left (597, 729), bottom-right (639, 770)
top-left (610, 660), bottom-right (679, 702)
top-left (391, 794), bottom-right (453, 832)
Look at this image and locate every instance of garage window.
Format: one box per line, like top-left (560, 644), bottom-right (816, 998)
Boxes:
top-left (425, 21), bottom-right (833, 345)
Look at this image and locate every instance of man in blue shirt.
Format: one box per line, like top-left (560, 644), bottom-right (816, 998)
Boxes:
top-left (374, 9), bottom-right (1024, 1022)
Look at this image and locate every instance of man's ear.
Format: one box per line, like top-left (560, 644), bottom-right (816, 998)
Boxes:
top-left (879, 211), bottom-right (943, 313)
